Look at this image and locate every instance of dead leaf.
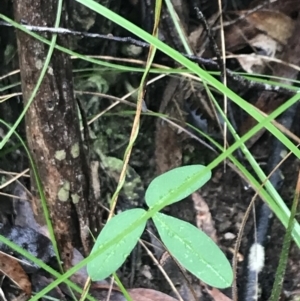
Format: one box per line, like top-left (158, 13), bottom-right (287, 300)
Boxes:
top-left (0, 252), bottom-right (31, 296)
top-left (128, 288), bottom-right (178, 301)
top-left (155, 78), bottom-right (184, 175)
top-left (236, 34), bottom-right (278, 73)
top-left (245, 10), bottom-right (294, 45)
top-left (239, 11), bottom-right (300, 146)
top-left (225, 9), bottom-right (294, 52)
top-left (0, 224), bottom-right (55, 273)
top-left (191, 192), bottom-right (218, 243)
top-left (237, 55), bottom-right (267, 74)
top-left (224, 18), bottom-right (260, 52)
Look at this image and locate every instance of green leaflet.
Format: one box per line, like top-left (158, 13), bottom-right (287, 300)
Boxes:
top-left (87, 209), bottom-right (146, 280)
top-left (153, 212), bottom-right (233, 288)
top-left (145, 165), bottom-right (211, 207)
top-left (87, 165), bottom-right (229, 287)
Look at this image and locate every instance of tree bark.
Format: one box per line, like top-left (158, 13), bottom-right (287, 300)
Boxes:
top-left (13, 0), bottom-right (100, 268)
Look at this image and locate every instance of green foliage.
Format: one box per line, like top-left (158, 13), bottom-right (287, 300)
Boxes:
top-left (87, 165), bottom-right (233, 288)
top-left (153, 212), bottom-right (233, 288)
top-left (1, 0), bottom-right (300, 297)
top-left (87, 209), bottom-right (147, 280)
top-left (72, 0), bottom-right (300, 250)
top-left (145, 165), bottom-right (211, 207)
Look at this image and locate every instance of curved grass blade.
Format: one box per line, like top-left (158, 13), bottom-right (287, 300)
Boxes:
top-left (87, 208), bottom-right (146, 280)
top-left (153, 212), bottom-right (233, 288)
top-left (145, 165), bottom-right (211, 207)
